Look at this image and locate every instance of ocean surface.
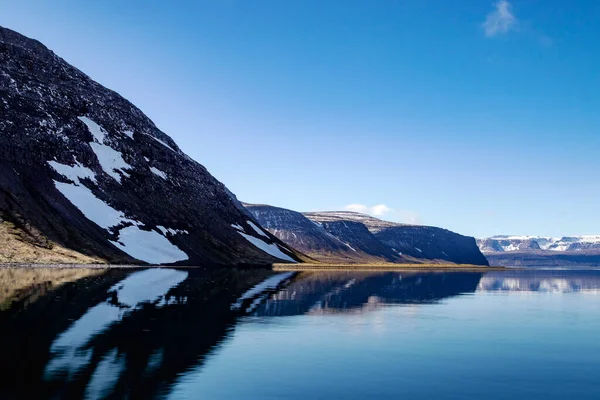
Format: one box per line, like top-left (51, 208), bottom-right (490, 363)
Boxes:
top-left (0, 267), bottom-right (599, 399)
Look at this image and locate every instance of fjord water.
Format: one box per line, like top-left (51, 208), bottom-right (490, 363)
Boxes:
top-left (1, 268), bottom-right (599, 399)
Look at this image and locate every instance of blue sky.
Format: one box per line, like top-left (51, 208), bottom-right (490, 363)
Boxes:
top-left (3, 1), bottom-right (599, 237)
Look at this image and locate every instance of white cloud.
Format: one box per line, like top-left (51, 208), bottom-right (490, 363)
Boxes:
top-left (345, 203), bottom-right (392, 216)
top-left (397, 210), bottom-right (421, 225)
top-left (344, 204), bottom-right (421, 224)
top-left (345, 203), bottom-right (369, 214)
top-left (371, 204), bottom-right (392, 216)
top-left (482, 0), bottom-right (517, 37)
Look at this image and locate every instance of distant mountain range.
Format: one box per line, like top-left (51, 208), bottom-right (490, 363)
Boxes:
top-left (0, 26), bottom-right (303, 266)
top-left (246, 204), bottom-right (489, 265)
top-left (477, 236), bottom-right (600, 267)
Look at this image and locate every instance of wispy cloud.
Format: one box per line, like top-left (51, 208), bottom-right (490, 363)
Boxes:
top-left (344, 204), bottom-right (421, 224)
top-left (482, 0), bottom-right (517, 37)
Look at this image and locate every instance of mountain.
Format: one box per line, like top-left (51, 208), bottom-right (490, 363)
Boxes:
top-left (305, 211), bottom-right (489, 265)
top-left (0, 26), bottom-right (303, 266)
top-left (478, 235), bottom-right (600, 253)
top-left (301, 211), bottom-right (399, 231)
top-left (244, 204), bottom-right (407, 263)
top-left (246, 205), bottom-right (488, 265)
top-left (477, 236), bottom-right (600, 267)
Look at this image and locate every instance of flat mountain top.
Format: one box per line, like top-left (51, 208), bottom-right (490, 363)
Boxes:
top-left (303, 211), bottom-right (406, 233)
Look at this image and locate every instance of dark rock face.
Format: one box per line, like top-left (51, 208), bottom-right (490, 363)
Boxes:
top-left (245, 204), bottom-right (405, 263)
top-left (248, 206), bottom-right (488, 265)
top-left (374, 226), bottom-right (489, 266)
top-left (0, 26), bottom-right (301, 266)
top-left (317, 220), bottom-right (404, 262)
top-left (306, 211), bottom-right (489, 266)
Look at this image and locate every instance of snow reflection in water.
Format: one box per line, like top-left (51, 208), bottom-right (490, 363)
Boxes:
top-left (44, 268), bottom-right (188, 382)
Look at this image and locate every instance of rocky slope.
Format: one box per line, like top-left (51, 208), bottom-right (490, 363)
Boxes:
top-left (247, 205), bottom-right (488, 265)
top-left (0, 26), bottom-right (302, 266)
top-left (246, 204), bottom-right (407, 263)
top-left (478, 236), bottom-right (600, 267)
top-left (306, 211), bottom-right (489, 265)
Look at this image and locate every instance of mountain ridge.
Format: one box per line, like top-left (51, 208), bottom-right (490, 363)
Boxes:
top-left (477, 235), bottom-right (600, 267)
top-left (305, 211), bottom-right (488, 265)
top-left (0, 25), bottom-right (303, 266)
top-left (247, 204), bottom-right (488, 265)
top-left (243, 204), bottom-right (408, 263)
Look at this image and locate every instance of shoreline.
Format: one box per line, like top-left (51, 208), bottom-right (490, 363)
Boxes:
top-left (0, 262), bottom-right (509, 272)
top-left (273, 263), bottom-right (510, 272)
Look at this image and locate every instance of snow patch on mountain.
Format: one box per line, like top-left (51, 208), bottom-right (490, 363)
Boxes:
top-left (89, 142), bottom-right (132, 182)
top-left (110, 226), bottom-right (188, 264)
top-left (78, 116), bottom-right (132, 183)
top-left (48, 159), bottom-right (96, 184)
top-left (156, 226), bottom-right (188, 237)
top-left (247, 220), bottom-right (269, 238)
top-left (78, 116), bottom-right (106, 143)
top-left (53, 181), bottom-right (134, 229)
top-left (143, 132), bottom-right (176, 152)
top-left (231, 223), bottom-right (244, 231)
top-left (237, 232), bottom-right (296, 262)
top-left (149, 166), bottom-right (167, 180)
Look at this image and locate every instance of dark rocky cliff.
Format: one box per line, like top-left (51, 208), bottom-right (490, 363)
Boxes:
top-left (0, 26), bottom-right (302, 266)
top-left (316, 220), bottom-right (405, 262)
top-left (245, 204), bottom-right (406, 263)
top-left (305, 211), bottom-right (489, 266)
top-left (248, 205), bottom-right (488, 265)
top-left (374, 225), bottom-right (489, 266)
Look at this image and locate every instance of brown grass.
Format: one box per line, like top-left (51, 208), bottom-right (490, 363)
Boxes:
top-left (0, 220), bottom-right (105, 264)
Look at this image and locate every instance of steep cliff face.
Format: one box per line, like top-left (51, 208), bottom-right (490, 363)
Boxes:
top-left (245, 204), bottom-right (405, 263)
top-left (315, 220), bottom-right (405, 262)
top-left (306, 211), bottom-right (489, 266)
top-left (248, 205), bottom-right (487, 265)
top-left (373, 225), bottom-right (489, 266)
top-left (0, 26), bottom-right (301, 266)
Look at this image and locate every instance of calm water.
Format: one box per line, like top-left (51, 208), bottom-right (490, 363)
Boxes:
top-left (1, 267), bottom-right (599, 399)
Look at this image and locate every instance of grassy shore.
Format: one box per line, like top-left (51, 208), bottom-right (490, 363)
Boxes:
top-left (273, 262), bottom-right (507, 271)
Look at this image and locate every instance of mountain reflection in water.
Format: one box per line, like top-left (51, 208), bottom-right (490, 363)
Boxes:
top-left (0, 268), bottom-right (599, 399)
top-left (252, 271), bottom-right (482, 316)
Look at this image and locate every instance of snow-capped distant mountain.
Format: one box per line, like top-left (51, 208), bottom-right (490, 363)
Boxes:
top-left (478, 236), bottom-right (600, 253)
top-left (477, 236), bottom-right (600, 268)
top-left (0, 26), bottom-right (302, 265)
